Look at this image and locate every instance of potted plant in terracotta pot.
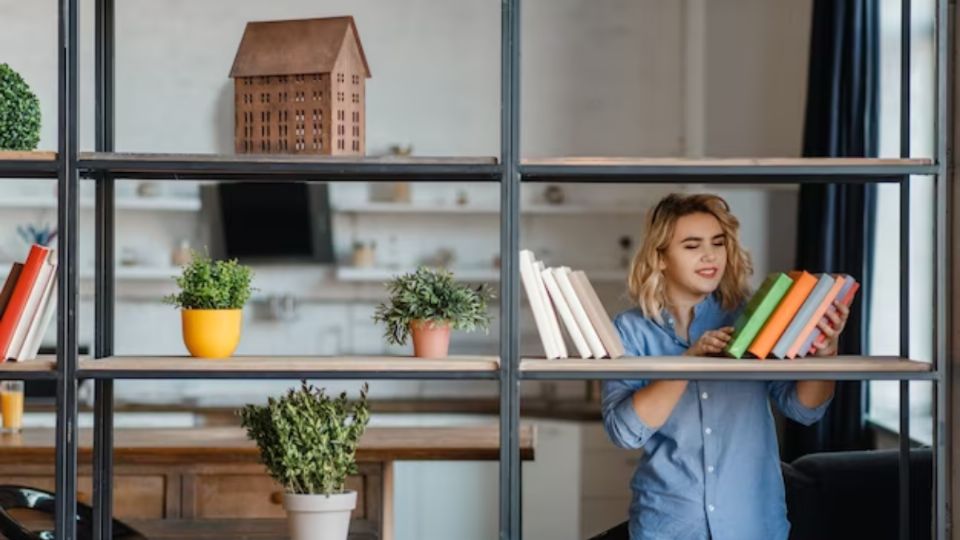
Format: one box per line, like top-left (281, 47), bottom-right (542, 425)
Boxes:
top-left (373, 266), bottom-right (493, 358)
top-left (163, 252), bottom-right (253, 359)
top-left (239, 381), bottom-right (370, 540)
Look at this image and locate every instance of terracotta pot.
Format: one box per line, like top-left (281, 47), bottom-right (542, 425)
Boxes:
top-left (410, 319), bottom-right (451, 358)
top-left (284, 491), bottom-right (357, 540)
top-left (181, 309), bottom-right (242, 359)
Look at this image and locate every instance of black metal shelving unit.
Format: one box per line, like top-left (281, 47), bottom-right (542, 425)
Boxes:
top-left (0, 0), bottom-right (949, 538)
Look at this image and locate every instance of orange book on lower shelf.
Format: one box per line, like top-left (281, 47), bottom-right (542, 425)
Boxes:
top-left (747, 270), bottom-right (817, 359)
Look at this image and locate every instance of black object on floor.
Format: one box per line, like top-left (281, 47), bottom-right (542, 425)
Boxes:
top-left (0, 485), bottom-right (146, 540)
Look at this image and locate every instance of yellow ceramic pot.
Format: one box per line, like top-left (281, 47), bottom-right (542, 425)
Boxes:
top-left (181, 309), bottom-right (243, 359)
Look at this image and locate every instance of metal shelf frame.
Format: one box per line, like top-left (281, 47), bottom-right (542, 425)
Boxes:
top-left (1, 0), bottom-right (945, 538)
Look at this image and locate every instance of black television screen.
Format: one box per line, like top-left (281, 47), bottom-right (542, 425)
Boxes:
top-left (203, 182), bottom-right (334, 263)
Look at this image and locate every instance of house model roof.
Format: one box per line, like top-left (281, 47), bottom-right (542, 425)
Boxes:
top-left (229, 16), bottom-right (371, 78)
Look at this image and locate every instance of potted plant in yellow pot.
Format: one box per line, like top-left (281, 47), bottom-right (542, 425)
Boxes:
top-left (373, 266), bottom-right (493, 358)
top-left (163, 252), bottom-right (253, 359)
top-left (239, 381), bottom-right (370, 540)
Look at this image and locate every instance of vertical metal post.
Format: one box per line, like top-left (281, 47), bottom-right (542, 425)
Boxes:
top-left (898, 2), bottom-right (912, 538)
top-left (932, 0), bottom-right (950, 537)
top-left (499, 0), bottom-right (521, 537)
top-left (54, 0), bottom-right (79, 536)
top-left (93, 0), bottom-right (116, 537)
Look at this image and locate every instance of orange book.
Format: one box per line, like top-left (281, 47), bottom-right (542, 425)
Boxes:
top-left (0, 244), bottom-right (51, 360)
top-left (786, 275), bottom-right (846, 359)
top-left (747, 270), bottom-right (817, 359)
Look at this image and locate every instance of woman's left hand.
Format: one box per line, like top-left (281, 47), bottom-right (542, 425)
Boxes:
top-left (812, 301), bottom-right (850, 357)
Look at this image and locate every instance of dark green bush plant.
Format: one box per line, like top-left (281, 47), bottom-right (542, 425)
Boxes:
top-left (239, 381), bottom-right (370, 495)
top-left (0, 63), bottom-right (41, 151)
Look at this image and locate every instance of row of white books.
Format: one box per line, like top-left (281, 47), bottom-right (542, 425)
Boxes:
top-left (519, 250), bottom-right (625, 359)
top-left (0, 244), bottom-right (58, 362)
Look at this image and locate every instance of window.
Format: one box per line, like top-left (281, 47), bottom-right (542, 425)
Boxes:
top-left (867, 0), bottom-right (937, 446)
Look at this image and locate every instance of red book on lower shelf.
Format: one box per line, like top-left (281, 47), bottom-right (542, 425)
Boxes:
top-left (0, 244), bottom-right (51, 360)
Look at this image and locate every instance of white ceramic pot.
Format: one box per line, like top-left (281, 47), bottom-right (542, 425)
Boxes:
top-left (283, 491), bottom-right (357, 540)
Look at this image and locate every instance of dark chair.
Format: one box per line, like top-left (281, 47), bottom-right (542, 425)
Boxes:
top-left (587, 449), bottom-right (932, 540)
top-left (0, 485), bottom-right (146, 540)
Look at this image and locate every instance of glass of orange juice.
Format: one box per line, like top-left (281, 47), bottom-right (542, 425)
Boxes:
top-left (1, 380), bottom-right (24, 433)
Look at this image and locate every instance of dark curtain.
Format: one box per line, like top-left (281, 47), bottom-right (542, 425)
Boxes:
top-left (782, 0), bottom-right (879, 462)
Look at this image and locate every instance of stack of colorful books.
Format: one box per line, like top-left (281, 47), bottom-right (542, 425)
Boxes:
top-left (520, 250), bottom-right (625, 359)
top-left (724, 271), bottom-right (860, 360)
top-left (0, 244), bottom-right (58, 362)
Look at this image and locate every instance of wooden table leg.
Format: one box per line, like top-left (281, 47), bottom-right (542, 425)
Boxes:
top-left (382, 461), bottom-right (394, 540)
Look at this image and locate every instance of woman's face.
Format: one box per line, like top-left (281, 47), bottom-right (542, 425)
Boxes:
top-left (659, 212), bottom-right (727, 301)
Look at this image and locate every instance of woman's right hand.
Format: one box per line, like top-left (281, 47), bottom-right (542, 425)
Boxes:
top-left (686, 327), bottom-right (734, 356)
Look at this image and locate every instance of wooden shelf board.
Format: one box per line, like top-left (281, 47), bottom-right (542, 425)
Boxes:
top-left (0, 355), bottom-right (57, 379)
top-left (0, 151), bottom-right (57, 161)
top-left (79, 355), bottom-right (501, 376)
top-left (80, 152), bottom-right (498, 165)
top-left (522, 157), bottom-right (934, 167)
top-left (520, 355), bottom-right (933, 379)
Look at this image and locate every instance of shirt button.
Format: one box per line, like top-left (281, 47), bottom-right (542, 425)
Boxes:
top-left (704, 427), bottom-right (712, 435)
top-left (708, 504), bottom-right (715, 512)
top-left (707, 465), bottom-right (715, 473)
top-left (701, 392), bottom-right (709, 400)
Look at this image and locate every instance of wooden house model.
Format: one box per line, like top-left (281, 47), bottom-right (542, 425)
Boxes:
top-left (230, 16), bottom-right (370, 155)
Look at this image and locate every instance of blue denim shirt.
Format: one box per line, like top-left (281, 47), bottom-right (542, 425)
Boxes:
top-left (601, 293), bottom-right (832, 540)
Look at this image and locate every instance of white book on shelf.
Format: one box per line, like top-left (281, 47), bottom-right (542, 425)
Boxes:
top-left (519, 250), bottom-right (562, 359)
top-left (569, 270), bottom-right (626, 358)
top-left (533, 260), bottom-right (568, 359)
top-left (16, 279), bottom-right (57, 362)
top-left (541, 266), bottom-right (591, 359)
top-left (555, 266), bottom-right (607, 358)
top-left (5, 250), bottom-right (55, 360)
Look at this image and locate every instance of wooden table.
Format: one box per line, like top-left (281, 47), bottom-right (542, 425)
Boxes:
top-left (0, 426), bottom-right (535, 540)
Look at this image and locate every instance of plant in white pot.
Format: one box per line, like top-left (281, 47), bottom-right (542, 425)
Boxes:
top-left (373, 266), bottom-right (494, 358)
top-left (239, 381), bottom-right (370, 540)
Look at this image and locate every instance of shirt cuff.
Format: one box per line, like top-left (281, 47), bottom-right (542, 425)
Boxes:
top-left (790, 388), bottom-right (833, 426)
top-left (613, 394), bottom-right (654, 445)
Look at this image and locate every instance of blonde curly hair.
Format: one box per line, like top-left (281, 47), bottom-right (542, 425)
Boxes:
top-left (627, 193), bottom-right (753, 325)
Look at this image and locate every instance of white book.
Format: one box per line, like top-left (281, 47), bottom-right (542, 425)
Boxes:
top-left (570, 270), bottom-right (626, 358)
top-left (533, 260), bottom-right (568, 359)
top-left (555, 266), bottom-right (607, 358)
top-left (5, 251), bottom-right (55, 360)
top-left (519, 250), bottom-right (562, 359)
top-left (17, 279), bottom-right (57, 362)
top-left (541, 267), bottom-right (591, 359)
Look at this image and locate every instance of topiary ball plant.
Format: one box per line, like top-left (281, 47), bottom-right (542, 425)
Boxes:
top-left (372, 266), bottom-right (494, 346)
top-left (0, 63), bottom-right (41, 151)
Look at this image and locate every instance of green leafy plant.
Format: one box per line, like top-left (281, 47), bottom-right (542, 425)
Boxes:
top-left (0, 63), bottom-right (41, 151)
top-left (163, 251), bottom-right (254, 310)
top-left (373, 266), bottom-right (494, 346)
top-left (239, 381), bottom-right (370, 495)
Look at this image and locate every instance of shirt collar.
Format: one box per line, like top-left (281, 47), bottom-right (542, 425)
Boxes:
top-left (658, 293), bottom-right (718, 334)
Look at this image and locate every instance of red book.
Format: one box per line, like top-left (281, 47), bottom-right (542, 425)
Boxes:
top-left (808, 281), bottom-right (861, 354)
top-left (0, 245), bottom-right (51, 360)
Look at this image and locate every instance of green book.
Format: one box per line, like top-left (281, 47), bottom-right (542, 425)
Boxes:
top-left (724, 272), bottom-right (794, 359)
